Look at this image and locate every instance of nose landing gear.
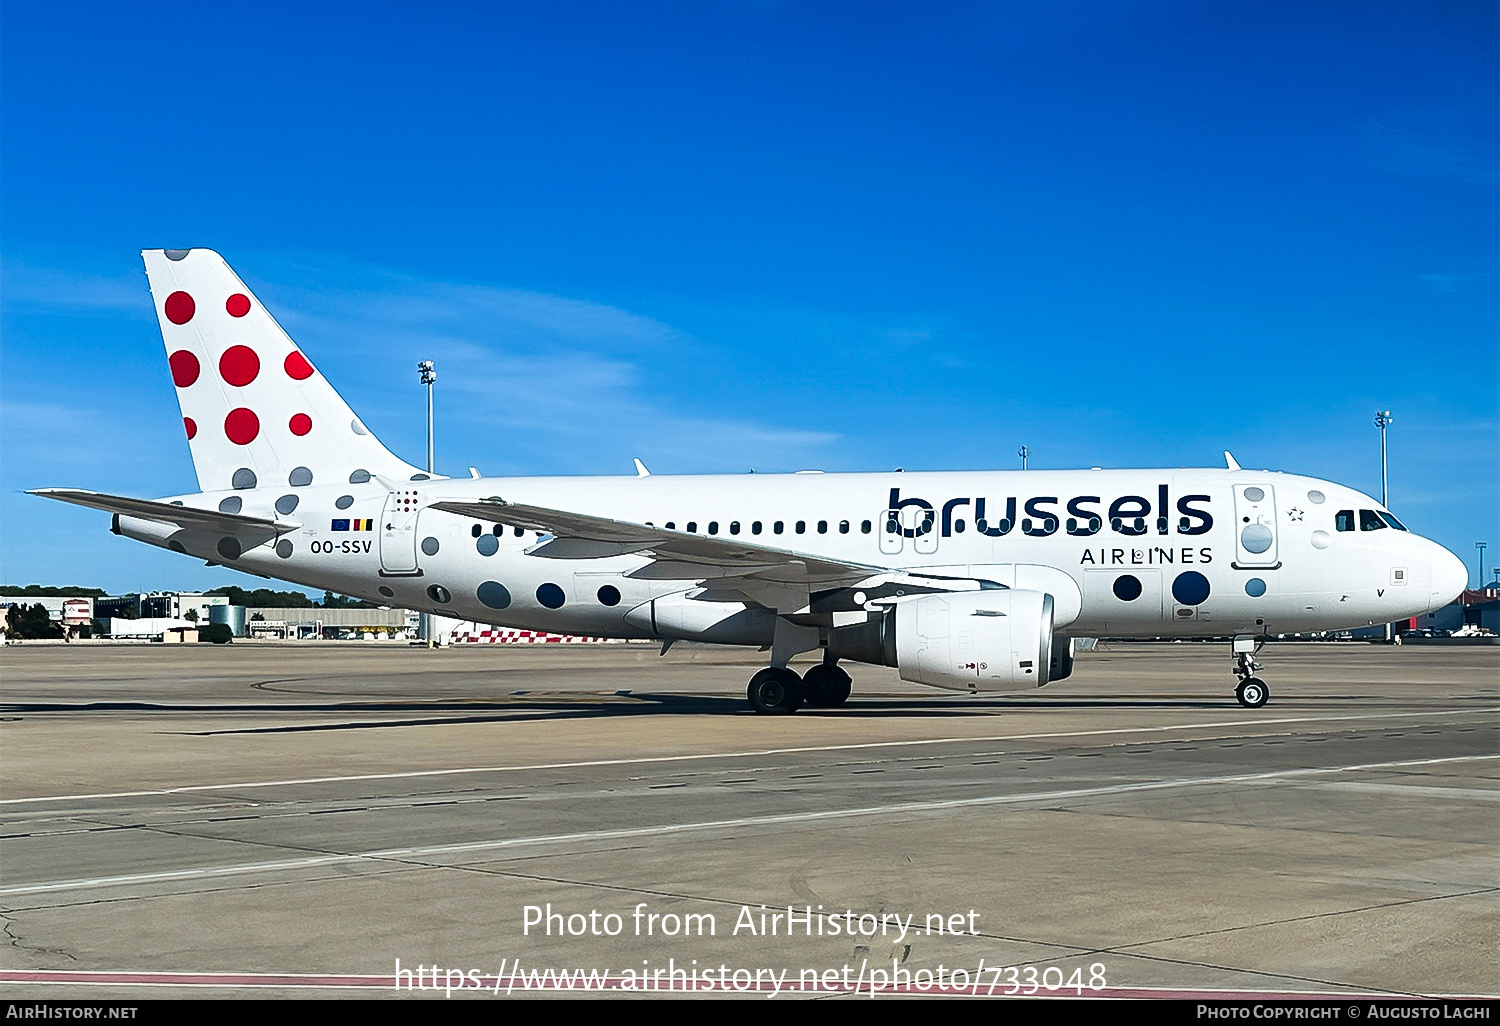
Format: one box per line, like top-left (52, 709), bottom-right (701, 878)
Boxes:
top-left (1232, 635), bottom-right (1269, 708)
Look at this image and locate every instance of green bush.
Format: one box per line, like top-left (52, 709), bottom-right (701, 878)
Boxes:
top-left (198, 623), bottom-right (234, 645)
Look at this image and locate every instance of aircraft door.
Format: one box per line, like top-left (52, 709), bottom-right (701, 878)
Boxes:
top-left (879, 508), bottom-right (903, 554)
top-left (379, 489), bottom-right (422, 575)
top-left (1233, 484), bottom-right (1279, 568)
top-left (888, 503), bottom-right (938, 555)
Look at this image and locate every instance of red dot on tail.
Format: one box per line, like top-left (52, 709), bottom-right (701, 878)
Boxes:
top-left (169, 350), bottom-right (200, 387)
top-left (164, 291), bottom-right (195, 325)
top-left (226, 293), bottom-right (251, 317)
top-left (219, 345), bottom-right (260, 387)
top-left (225, 407), bottom-right (260, 445)
top-left (289, 413), bottom-right (312, 436)
top-left (184, 417), bottom-right (197, 440)
top-left (284, 351), bottom-right (314, 380)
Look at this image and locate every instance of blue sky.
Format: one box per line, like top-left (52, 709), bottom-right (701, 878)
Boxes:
top-left (2, 0), bottom-right (1496, 594)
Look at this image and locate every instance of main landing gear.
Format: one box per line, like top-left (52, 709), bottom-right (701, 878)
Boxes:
top-left (1232, 635), bottom-right (1269, 708)
top-left (746, 657), bottom-right (852, 714)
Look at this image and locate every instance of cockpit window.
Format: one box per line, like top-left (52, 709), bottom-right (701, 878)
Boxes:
top-left (1359, 509), bottom-right (1387, 531)
top-left (1335, 510), bottom-right (1355, 532)
top-left (1378, 512), bottom-right (1408, 532)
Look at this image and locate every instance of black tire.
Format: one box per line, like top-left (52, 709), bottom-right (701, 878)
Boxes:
top-left (1235, 677), bottom-right (1269, 708)
top-left (801, 664), bottom-right (852, 708)
top-left (747, 668), bottom-right (804, 714)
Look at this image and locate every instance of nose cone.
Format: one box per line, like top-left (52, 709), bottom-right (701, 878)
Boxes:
top-left (1429, 544), bottom-right (1468, 609)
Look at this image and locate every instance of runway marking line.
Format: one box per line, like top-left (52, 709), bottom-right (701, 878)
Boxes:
top-left (0, 709), bottom-right (1488, 806)
top-left (2, 754), bottom-right (1493, 898)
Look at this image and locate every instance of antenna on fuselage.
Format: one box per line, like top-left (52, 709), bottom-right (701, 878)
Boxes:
top-left (1224, 451), bottom-right (1241, 471)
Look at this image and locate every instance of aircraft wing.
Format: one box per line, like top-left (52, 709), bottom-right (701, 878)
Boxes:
top-left (30, 489), bottom-right (299, 533)
top-left (427, 497), bottom-right (882, 589)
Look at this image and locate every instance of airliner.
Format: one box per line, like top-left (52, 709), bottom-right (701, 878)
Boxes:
top-left (33, 250), bottom-right (1469, 713)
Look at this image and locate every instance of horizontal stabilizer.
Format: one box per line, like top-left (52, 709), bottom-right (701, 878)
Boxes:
top-left (30, 488), bottom-right (299, 533)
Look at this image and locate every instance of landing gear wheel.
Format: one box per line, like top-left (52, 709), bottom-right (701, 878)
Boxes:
top-left (801, 664), bottom-right (852, 708)
top-left (747, 668), bottom-right (804, 714)
top-left (1235, 677), bottom-right (1269, 708)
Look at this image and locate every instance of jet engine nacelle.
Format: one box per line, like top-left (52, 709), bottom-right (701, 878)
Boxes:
top-left (893, 589), bottom-right (1055, 691)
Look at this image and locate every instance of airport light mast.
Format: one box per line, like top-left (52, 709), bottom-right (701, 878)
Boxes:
top-left (1374, 410), bottom-right (1392, 506)
top-left (419, 361), bottom-right (437, 474)
top-left (1373, 410), bottom-right (1395, 642)
top-left (418, 360), bottom-right (436, 648)
top-left (1477, 541), bottom-right (1487, 593)
top-left (1017, 445), bottom-right (1030, 470)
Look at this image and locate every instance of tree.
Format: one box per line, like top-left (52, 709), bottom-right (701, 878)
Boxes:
top-left (184, 608), bottom-right (199, 623)
top-left (198, 623), bottom-right (233, 644)
top-left (5, 604), bottom-right (61, 640)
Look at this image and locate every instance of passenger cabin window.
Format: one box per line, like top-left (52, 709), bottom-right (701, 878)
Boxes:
top-left (1359, 509), bottom-right (1387, 531)
top-left (665, 522), bottom-right (675, 530)
top-left (752, 521), bottom-right (762, 535)
top-left (687, 521), bottom-right (698, 533)
top-left (708, 521), bottom-right (719, 535)
top-left (795, 521), bottom-right (806, 534)
top-left (773, 521), bottom-right (784, 534)
top-left (861, 520), bottom-right (872, 534)
top-left (817, 520), bottom-right (828, 534)
top-left (729, 521), bottom-right (740, 535)
top-left (839, 520), bottom-right (850, 534)
top-left (1335, 510), bottom-right (1355, 532)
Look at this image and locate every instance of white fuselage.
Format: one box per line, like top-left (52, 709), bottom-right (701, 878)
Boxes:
top-left (119, 466), bottom-right (1465, 644)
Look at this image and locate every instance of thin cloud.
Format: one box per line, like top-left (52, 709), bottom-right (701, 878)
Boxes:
top-left (0, 260), bottom-right (146, 314)
top-left (231, 255), bottom-right (843, 471)
top-left (1359, 109), bottom-right (1498, 185)
top-left (1417, 272), bottom-right (1492, 292)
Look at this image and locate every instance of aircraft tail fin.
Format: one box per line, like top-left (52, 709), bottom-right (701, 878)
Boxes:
top-left (142, 248), bottom-right (428, 493)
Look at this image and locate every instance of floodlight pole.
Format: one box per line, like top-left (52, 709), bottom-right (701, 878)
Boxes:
top-left (1478, 542), bottom-right (1487, 594)
top-left (419, 361), bottom-right (436, 474)
top-left (1374, 410), bottom-right (1394, 641)
top-left (418, 361), bottom-right (437, 648)
top-left (1017, 445), bottom-right (1030, 470)
top-left (1374, 410), bottom-right (1392, 507)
